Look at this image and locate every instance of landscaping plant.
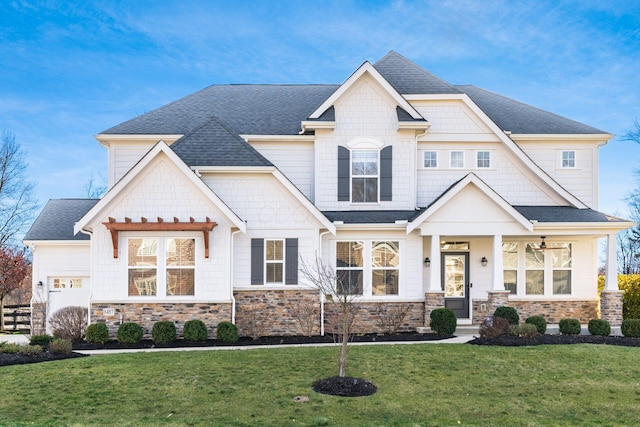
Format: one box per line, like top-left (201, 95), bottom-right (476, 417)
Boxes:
top-left (49, 306), bottom-right (88, 342)
top-left (493, 306), bottom-right (519, 325)
top-left (559, 318), bottom-right (581, 335)
top-left (152, 321), bottom-right (176, 344)
top-left (117, 322), bottom-right (143, 344)
top-left (216, 321), bottom-right (238, 343)
top-left (86, 323), bottom-right (110, 344)
top-left (429, 308), bottom-right (457, 335)
top-left (525, 315), bottom-right (547, 334)
top-left (588, 319), bottom-right (611, 336)
top-left (510, 323), bottom-right (538, 337)
top-left (29, 334), bottom-right (54, 347)
top-left (621, 319), bottom-right (640, 337)
top-left (479, 316), bottom-right (510, 337)
top-left (49, 338), bottom-right (72, 354)
top-left (183, 319), bottom-right (208, 342)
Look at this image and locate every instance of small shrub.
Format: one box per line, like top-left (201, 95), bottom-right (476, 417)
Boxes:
top-left (429, 308), bottom-right (457, 335)
top-left (49, 306), bottom-right (88, 342)
top-left (493, 306), bottom-right (519, 325)
top-left (216, 321), bottom-right (239, 343)
top-left (117, 322), bottom-right (143, 344)
top-left (375, 304), bottom-right (412, 335)
top-left (152, 321), bottom-right (176, 344)
top-left (49, 339), bottom-right (72, 354)
top-left (559, 318), bottom-right (581, 335)
top-left (525, 316), bottom-right (547, 334)
top-left (183, 319), bottom-right (208, 342)
top-left (588, 319), bottom-right (611, 336)
top-left (18, 344), bottom-right (43, 356)
top-left (30, 334), bottom-right (54, 347)
top-left (86, 323), bottom-right (110, 344)
top-left (0, 342), bottom-right (21, 354)
top-left (238, 307), bottom-right (269, 340)
top-left (479, 316), bottom-right (510, 337)
top-left (510, 323), bottom-right (538, 338)
top-left (291, 299), bottom-right (320, 337)
top-left (621, 319), bottom-right (640, 337)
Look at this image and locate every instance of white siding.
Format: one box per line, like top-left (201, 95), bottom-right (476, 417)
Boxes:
top-left (109, 142), bottom-right (156, 187)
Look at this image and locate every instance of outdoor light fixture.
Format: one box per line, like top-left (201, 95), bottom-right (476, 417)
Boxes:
top-left (481, 256), bottom-right (488, 267)
top-left (37, 281), bottom-right (43, 286)
top-left (424, 257), bottom-right (431, 267)
top-left (540, 236), bottom-right (547, 250)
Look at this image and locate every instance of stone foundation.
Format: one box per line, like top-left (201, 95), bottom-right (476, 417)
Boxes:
top-left (31, 302), bottom-right (47, 336)
top-left (600, 291), bottom-right (624, 326)
top-left (324, 301), bottom-right (425, 335)
top-left (500, 300), bottom-right (598, 324)
top-left (424, 292), bottom-right (445, 327)
top-left (90, 302), bottom-right (232, 338)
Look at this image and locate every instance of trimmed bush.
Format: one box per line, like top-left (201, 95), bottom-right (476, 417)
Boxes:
top-left (525, 316), bottom-right (547, 334)
top-left (510, 323), bottom-right (539, 338)
top-left (429, 308), bottom-right (457, 335)
top-left (49, 306), bottom-right (88, 342)
top-left (479, 316), bottom-right (510, 337)
top-left (216, 321), bottom-right (239, 343)
top-left (559, 318), bottom-right (581, 335)
top-left (49, 339), bottom-right (72, 354)
top-left (29, 334), bottom-right (54, 347)
top-left (86, 323), bottom-right (110, 344)
top-left (152, 321), bottom-right (176, 344)
top-left (183, 319), bottom-right (208, 342)
top-left (493, 306), bottom-right (519, 325)
top-left (588, 319), bottom-right (611, 336)
top-left (598, 274), bottom-right (640, 319)
top-left (117, 322), bottom-right (143, 344)
top-left (621, 319), bottom-right (640, 337)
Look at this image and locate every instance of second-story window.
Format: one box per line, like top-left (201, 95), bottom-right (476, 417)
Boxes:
top-left (424, 151), bottom-right (438, 168)
top-left (450, 151), bottom-right (464, 168)
top-left (476, 151), bottom-right (491, 168)
top-left (351, 150), bottom-right (378, 203)
top-left (562, 151), bottom-right (575, 168)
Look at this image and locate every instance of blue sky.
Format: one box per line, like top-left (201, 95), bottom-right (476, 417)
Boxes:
top-left (2, 0), bottom-right (640, 227)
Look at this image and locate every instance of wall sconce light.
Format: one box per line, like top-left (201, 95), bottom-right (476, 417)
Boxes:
top-left (37, 281), bottom-right (43, 286)
top-left (424, 257), bottom-right (431, 267)
top-left (540, 236), bottom-right (547, 250)
top-left (481, 257), bottom-right (488, 267)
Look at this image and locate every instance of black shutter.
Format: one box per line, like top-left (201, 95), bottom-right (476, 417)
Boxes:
top-left (337, 145), bottom-right (350, 201)
top-left (250, 239), bottom-right (264, 284)
top-left (285, 238), bottom-right (298, 285)
top-left (380, 145), bottom-right (392, 201)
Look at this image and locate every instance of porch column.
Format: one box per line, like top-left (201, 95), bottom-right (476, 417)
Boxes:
top-left (428, 234), bottom-right (441, 291)
top-left (602, 232), bottom-right (624, 325)
top-left (491, 234), bottom-right (504, 291)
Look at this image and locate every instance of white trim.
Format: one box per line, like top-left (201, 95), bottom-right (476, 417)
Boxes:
top-left (510, 134), bottom-right (614, 142)
top-left (241, 134), bottom-right (317, 142)
top-left (309, 62), bottom-right (423, 120)
top-left (95, 134), bottom-right (184, 147)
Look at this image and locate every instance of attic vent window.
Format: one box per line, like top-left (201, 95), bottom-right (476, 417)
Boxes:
top-left (103, 217), bottom-right (217, 259)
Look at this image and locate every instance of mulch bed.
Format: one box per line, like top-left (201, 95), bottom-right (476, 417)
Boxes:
top-left (468, 334), bottom-right (640, 346)
top-left (313, 376), bottom-right (378, 397)
top-left (0, 351), bottom-right (88, 367)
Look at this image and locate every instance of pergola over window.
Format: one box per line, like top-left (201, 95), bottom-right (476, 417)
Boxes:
top-left (102, 216), bottom-right (217, 259)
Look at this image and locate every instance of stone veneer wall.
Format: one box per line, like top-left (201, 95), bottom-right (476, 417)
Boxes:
top-left (31, 302), bottom-right (47, 336)
top-left (600, 291), bottom-right (624, 326)
top-left (324, 301), bottom-right (425, 335)
top-left (91, 303), bottom-right (232, 338)
top-left (490, 300), bottom-right (598, 324)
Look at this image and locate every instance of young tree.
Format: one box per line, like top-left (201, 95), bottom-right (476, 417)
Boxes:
top-left (300, 255), bottom-right (359, 378)
top-left (0, 132), bottom-right (38, 246)
top-left (0, 245), bottom-right (30, 331)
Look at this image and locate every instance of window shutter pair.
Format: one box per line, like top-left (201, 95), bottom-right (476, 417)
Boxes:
top-left (250, 238), bottom-right (298, 284)
top-left (337, 145), bottom-right (392, 201)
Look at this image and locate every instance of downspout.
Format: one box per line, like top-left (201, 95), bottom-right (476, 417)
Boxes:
top-left (79, 228), bottom-right (93, 326)
top-left (414, 129), bottom-right (429, 209)
top-left (318, 229), bottom-right (332, 336)
top-left (230, 228), bottom-right (242, 324)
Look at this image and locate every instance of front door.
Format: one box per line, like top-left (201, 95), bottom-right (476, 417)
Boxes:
top-left (442, 253), bottom-right (470, 318)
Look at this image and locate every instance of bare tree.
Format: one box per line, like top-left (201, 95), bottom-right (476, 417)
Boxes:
top-left (623, 119), bottom-right (640, 144)
top-left (83, 173), bottom-right (107, 198)
top-left (300, 255), bottom-right (359, 378)
top-left (619, 120), bottom-right (640, 273)
top-left (0, 245), bottom-right (30, 331)
top-left (0, 132), bottom-right (38, 246)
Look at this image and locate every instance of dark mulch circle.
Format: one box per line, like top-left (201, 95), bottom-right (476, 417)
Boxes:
top-left (313, 376), bottom-right (378, 397)
top-left (0, 351), bottom-right (88, 367)
top-left (468, 334), bottom-right (640, 347)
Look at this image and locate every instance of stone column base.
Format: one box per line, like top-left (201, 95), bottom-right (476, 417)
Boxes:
top-left (31, 302), bottom-right (47, 336)
top-left (487, 290), bottom-right (511, 316)
top-left (424, 291), bottom-right (445, 327)
top-left (601, 290), bottom-right (624, 326)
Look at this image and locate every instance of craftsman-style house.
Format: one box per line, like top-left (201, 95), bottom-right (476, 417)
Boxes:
top-left (25, 51), bottom-right (632, 337)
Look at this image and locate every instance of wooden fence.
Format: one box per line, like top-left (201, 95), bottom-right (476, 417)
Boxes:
top-left (2, 304), bottom-right (30, 333)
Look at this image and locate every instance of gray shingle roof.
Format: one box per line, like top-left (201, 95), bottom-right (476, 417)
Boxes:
top-left (323, 210), bottom-right (425, 224)
top-left (171, 117), bottom-right (272, 167)
top-left (513, 206), bottom-right (628, 223)
top-left (457, 85), bottom-right (607, 134)
top-left (24, 199), bottom-right (100, 241)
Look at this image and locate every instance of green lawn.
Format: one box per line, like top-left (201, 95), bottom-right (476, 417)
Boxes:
top-left (1, 343), bottom-right (639, 426)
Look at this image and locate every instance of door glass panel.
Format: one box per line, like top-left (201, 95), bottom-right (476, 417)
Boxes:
top-left (444, 254), bottom-right (465, 297)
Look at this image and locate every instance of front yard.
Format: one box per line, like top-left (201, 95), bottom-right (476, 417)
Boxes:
top-left (1, 343), bottom-right (639, 426)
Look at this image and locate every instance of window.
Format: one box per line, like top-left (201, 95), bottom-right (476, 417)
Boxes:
top-left (450, 151), bottom-right (464, 168)
top-left (372, 241), bottom-right (399, 295)
top-left (562, 151), bottom-right (575, 168)
top-left (336, 241), bottom-right (364, 295)
top-left (552, 243), bottom-right (572, 294)
top-left (128, 237), bottom-right (196, 297)
top-left (476, 151), bottom-right (491, 168)
top-left (502, 242), bottom-right (518, 294)
top-left (52, 278), bottom-right (83, 289)
top-left (424, 151), bottom-right (438, 168)
top-left (251, 238), bottom-right (298, 285)
top-left (525, 243), bottom-right (544, 295)
top-left (351, 150), bottom-right (378, 203)
top-left (265, 239), bottom-right (284, 283)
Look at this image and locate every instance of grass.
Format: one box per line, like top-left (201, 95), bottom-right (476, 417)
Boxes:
top-left (1, 343), bottom-right (639, 426)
